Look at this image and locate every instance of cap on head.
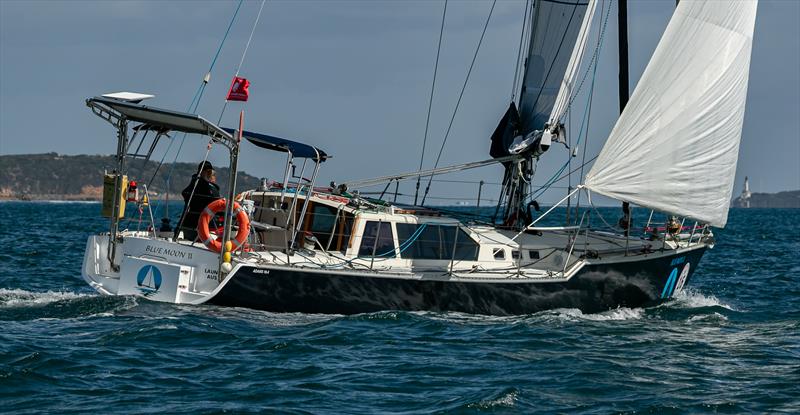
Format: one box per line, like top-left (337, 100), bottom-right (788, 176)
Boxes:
top-left (197, 161), bottom-right (214, 173)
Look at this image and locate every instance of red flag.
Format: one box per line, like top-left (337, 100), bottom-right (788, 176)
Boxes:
top-left (226, 76), bottom-right (250, 101)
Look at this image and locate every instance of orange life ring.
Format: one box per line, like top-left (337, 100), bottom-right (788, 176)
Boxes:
top-left (197, 199), bottom-right (250, 253)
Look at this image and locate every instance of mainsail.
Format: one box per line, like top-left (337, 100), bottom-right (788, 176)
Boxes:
top-left (491, 0), bottom-right (594, 158)
top-left (518, 0), bottom-right (593, 137)
top-left (584, 0), bottom-right (758, 227)
top-left (547, 0), bottom-right (598, 129)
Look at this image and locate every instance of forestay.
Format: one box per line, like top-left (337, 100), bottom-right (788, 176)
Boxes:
top-left (584, 0), bottom-right (758, 227)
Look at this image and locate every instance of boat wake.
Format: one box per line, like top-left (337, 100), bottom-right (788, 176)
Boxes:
top-left (657, 288), bottom-right (739, 311)
top-left (548, 306), bottom-right (645, 322)
top-left (665, 288), bottom-right (734, 311)
top-left (0, 288), bottom-right (136, 321)
top-left (388, 290), bottom-right (733, 326)
top-left (404, 306), bottom-right (646, 326)
top-left (0, 288), bottom-right (92, 308)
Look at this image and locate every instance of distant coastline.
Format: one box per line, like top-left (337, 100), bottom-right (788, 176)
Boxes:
top-left (0, 153), bottom-right (263, 202)
top-left (731, 190), bottom-right (800, 209)
top-left (2, 153), bottom-right (799, 207)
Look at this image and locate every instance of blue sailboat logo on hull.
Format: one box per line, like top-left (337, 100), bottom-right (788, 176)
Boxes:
top-left (136, 265), bottom-right (162, 295)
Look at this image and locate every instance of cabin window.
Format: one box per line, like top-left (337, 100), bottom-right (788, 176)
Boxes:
top-left (358, 221), bottom-right (396, 258)
top-left (396, 224), bottom-right (479, 261)
top-left (336, 214), bottom-right (354, 254)
top-left (512, 250), bottom-right (520, 260)
top-left (303, 203), bottom-right (354, 253)
top-left (529, 250), bottom-right (539, 260)
top-left (493, 248), bottom-right (505, 260)
top-left (307, 203), bottom-right (338, 248)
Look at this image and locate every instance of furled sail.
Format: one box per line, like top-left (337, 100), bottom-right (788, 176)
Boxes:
top-left (584, 0), bottom-right (758, 227)
top-left (517, 0), bottom-right (592, 137)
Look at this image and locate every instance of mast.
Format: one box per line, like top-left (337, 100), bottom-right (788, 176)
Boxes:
top-left (617, 0), bottom-right (631, 229)
top-left (489, 0), bottom-right (594, 229)
top-left (618, 0), bottom-right (629, 113)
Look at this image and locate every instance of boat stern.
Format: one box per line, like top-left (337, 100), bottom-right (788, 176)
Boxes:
top-left (81, 234), bottom-right (223, 304)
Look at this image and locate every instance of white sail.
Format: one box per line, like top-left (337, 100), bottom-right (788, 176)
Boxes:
top-left (584, 0), bottom-right (758, 227)
top-left (548, 0), bottom-right (598, 127)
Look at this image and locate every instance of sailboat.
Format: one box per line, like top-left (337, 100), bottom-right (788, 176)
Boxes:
top-left (136, 264), bottom-right (162, 294)
top-left (81, 0), bottom-right (758, 315)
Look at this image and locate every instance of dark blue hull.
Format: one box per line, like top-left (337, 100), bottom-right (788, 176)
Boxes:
top-left (209, 247), bottom-right (707, 315)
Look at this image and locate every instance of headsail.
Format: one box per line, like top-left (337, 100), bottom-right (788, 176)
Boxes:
top-left (584, 0), bottom-right (758, 227)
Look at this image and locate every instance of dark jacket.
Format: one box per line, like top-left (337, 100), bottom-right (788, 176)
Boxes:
top-left (177, 174), bottom-right (221, 237)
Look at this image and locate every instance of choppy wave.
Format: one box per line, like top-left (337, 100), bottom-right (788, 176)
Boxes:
top-left (687, 312), bottom-right (729, 323)
top-left (0, 288), bottom-right (92, 308)
top-left (467, 389), bottom-right (519, 409)
top-left (669, 288), bottom-right (734, 310)
top-left (0, 204), bottom-right (798, 413)
top-left (0, 288), bottom-right (139, 321)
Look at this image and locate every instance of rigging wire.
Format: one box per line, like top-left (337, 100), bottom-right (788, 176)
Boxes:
top-left (173, 0), bottom-right (267, 231)
top-left (573, 0), bottom-right (609, 214)
top-left (523, 0), bottom-right (611, 205)
top-left (421, 0), bottom-right (497, 206)
top-left (556, 0), bottom-right (612, 124)
top-left (147, 0), bottom-right (244, 219)
top-left (510, 0), bottom-right (532, 103)
top-left (217, 0), bottom-right (268, 125)
top-left (414, 0), bottom-right (448, 206)
top-left (526, 2), bottom-right (580, 122)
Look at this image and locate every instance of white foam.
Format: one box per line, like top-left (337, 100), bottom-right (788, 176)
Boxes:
top-left (670, 288), bottom-right (734, 310)
top-left (469, 390), bottom-right (518, 409)
top-left (0, 288), bottom-right (93, 308)
top-left (688, 312), bottom-right (729, 322)
top-left (413, 310), bottom-right (521, 325)
top-left (205, 306), bottom-right (340, 327)
top-left (550, 306), bottom-right (645, 322)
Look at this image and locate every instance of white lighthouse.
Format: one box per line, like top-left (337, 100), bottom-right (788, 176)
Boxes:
top-left (739, 176), bottom-right (752, 208)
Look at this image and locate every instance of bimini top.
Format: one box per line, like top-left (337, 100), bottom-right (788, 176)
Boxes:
top-left (223, 128), bottom-right (329, 162)
top-left (86, 96), bottom-right (234, 144)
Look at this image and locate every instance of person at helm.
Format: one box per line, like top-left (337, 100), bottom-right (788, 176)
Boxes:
top-left (176, 161), bottom-right (221, 241)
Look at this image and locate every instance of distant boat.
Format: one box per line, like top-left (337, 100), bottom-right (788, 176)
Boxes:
top-left (81, 0), bottom-right (757, 315)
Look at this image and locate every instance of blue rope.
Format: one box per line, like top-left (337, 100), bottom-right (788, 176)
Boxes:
top-left (152, 0), bottom-right (244, 219)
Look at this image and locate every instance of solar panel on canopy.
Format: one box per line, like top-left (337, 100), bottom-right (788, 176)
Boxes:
top-left (87, 97), bottom-right (233, 141)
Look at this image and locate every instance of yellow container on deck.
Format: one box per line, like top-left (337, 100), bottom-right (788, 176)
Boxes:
top-left (102, 173), bottom-right (127, 218)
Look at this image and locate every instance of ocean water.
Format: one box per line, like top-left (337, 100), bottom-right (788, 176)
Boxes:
top-left (1, 202), bottom-right (798, 414)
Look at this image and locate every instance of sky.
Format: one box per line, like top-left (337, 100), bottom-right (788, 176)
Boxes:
top-left (1, 0), bottom-right (798, 206)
